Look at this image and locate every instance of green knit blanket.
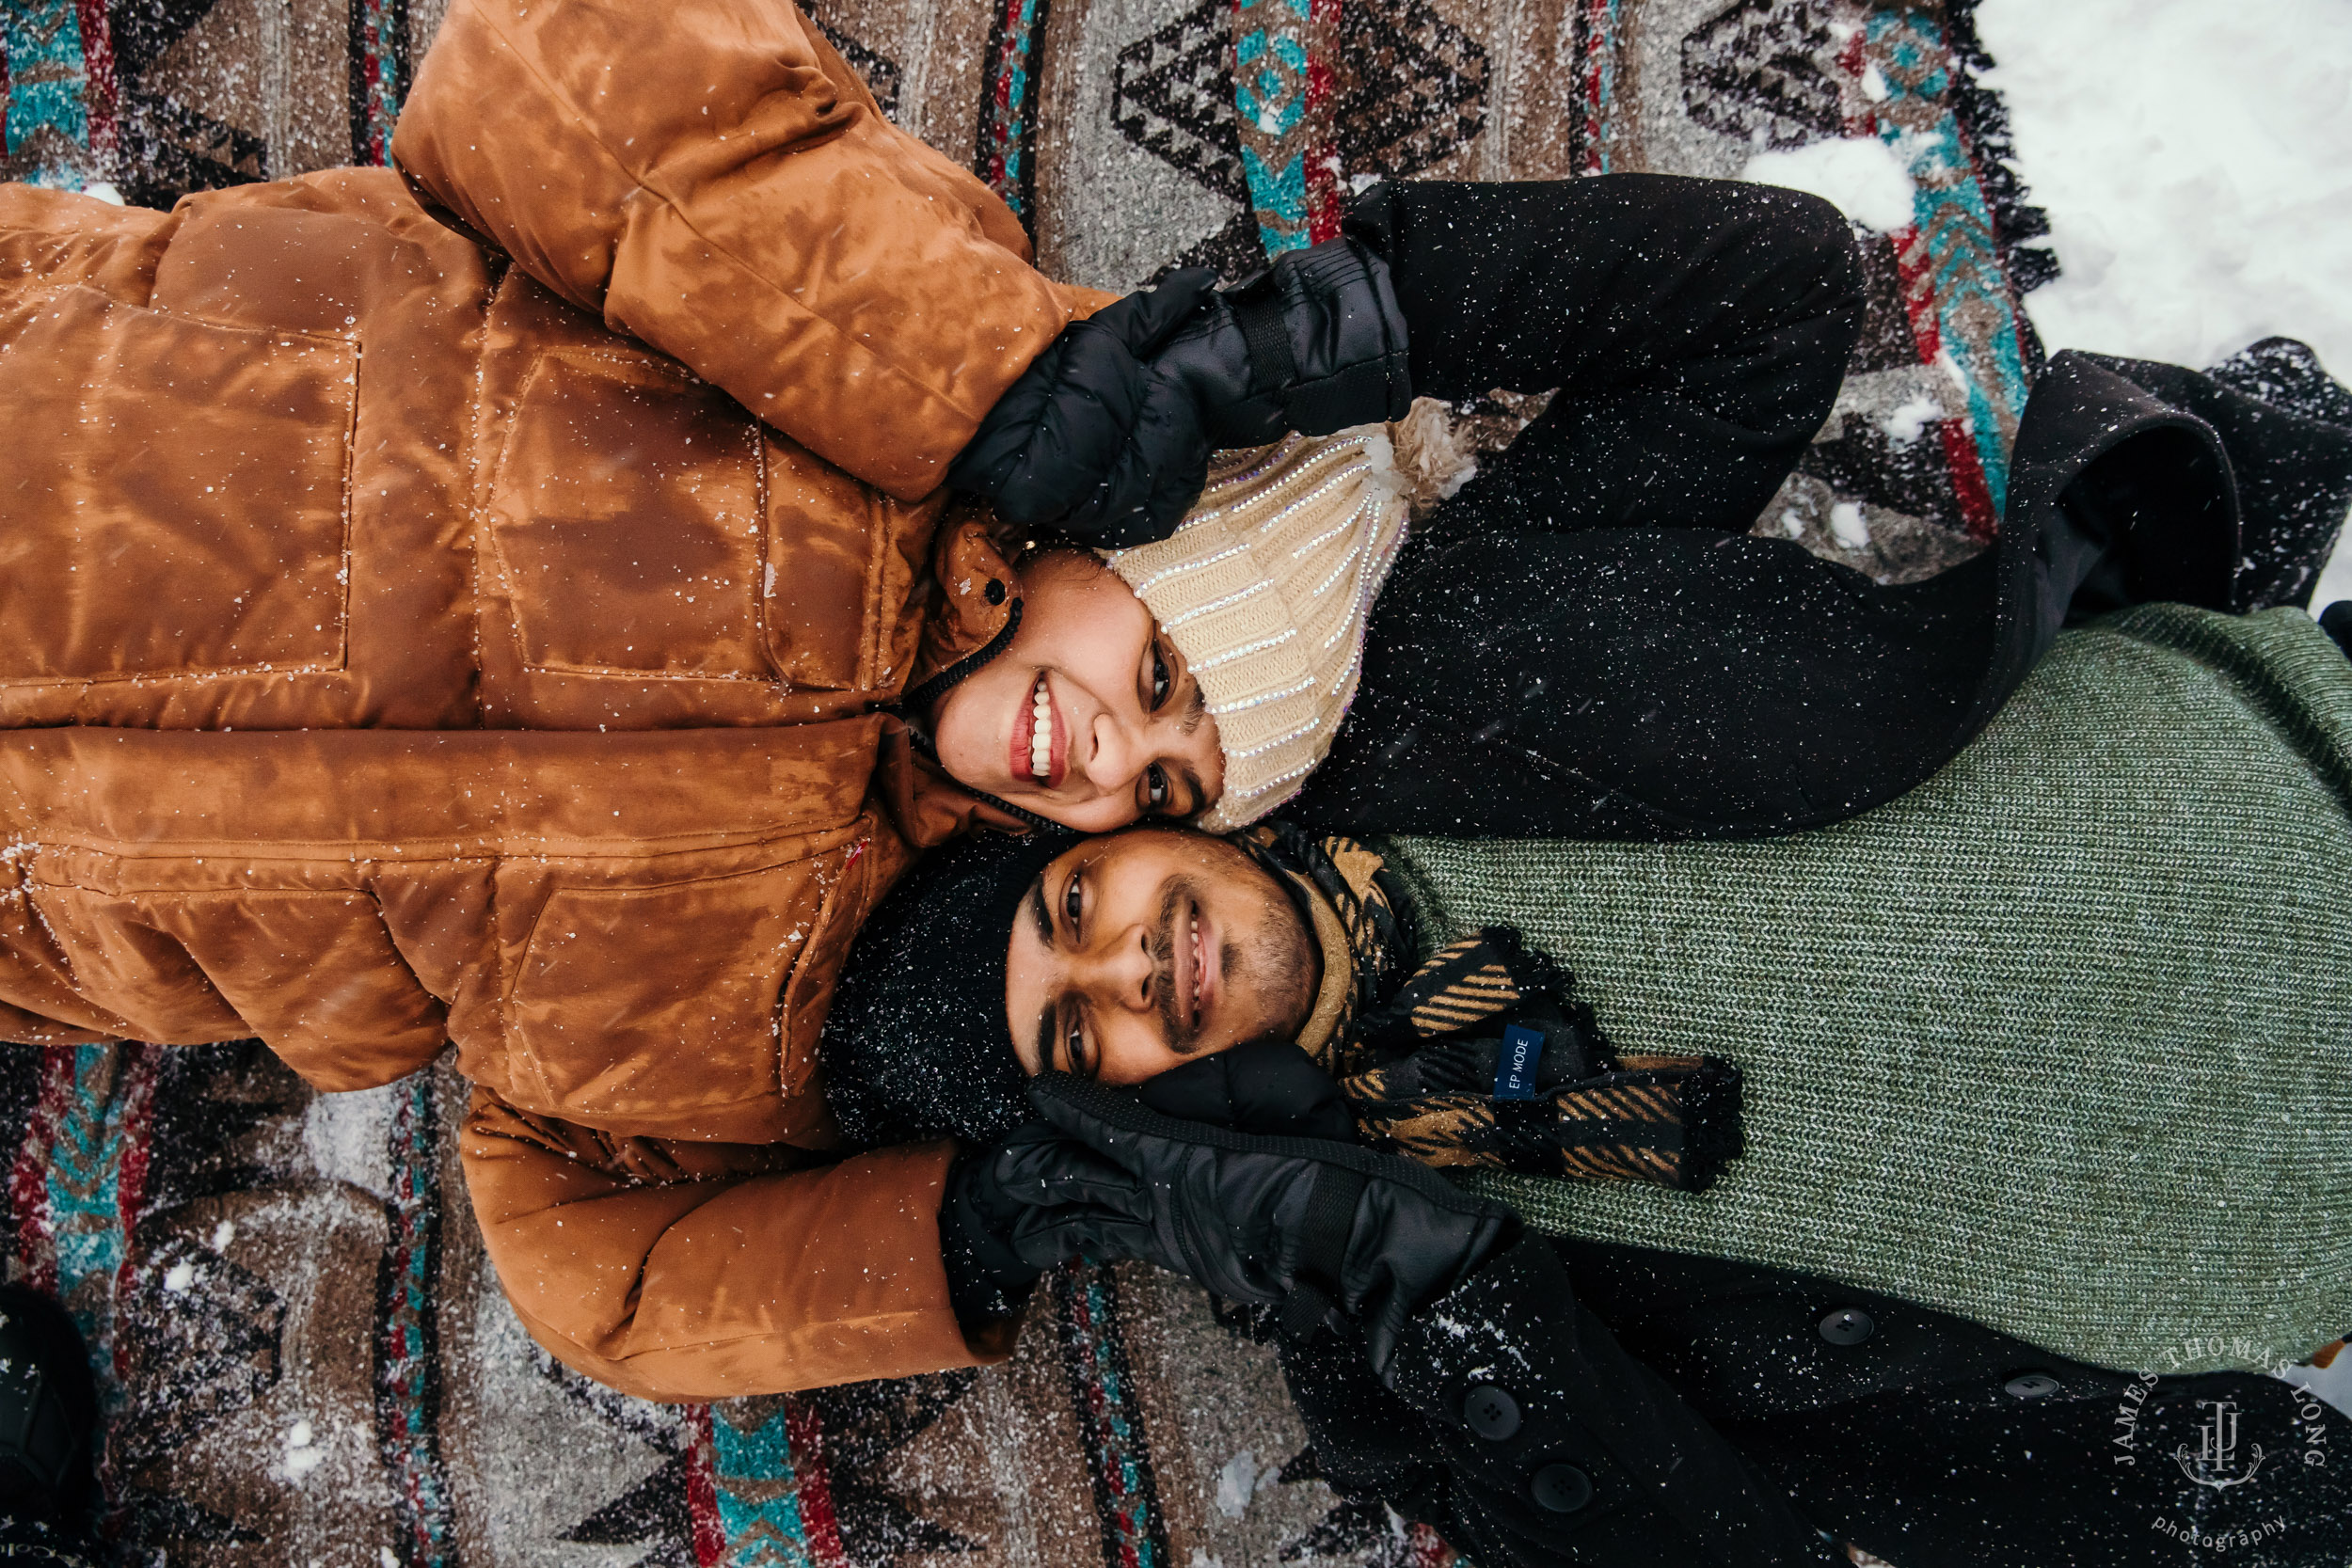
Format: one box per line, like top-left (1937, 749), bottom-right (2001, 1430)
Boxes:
top-left (1381, 605), bottom-right (2352, 1375)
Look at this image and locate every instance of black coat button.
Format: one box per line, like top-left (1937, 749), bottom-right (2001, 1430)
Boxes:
top-left (1818, 1307), bottom-right (1875, 1346)
top-left (983, 578), bottom-right (1008, 605)
top-left (1531, 1463), bottom-right (1592, 1513)
top-left (1463, 1383), bottom-right (1521, 1441)
top-left (2005, 1371), bottom-right (2062, 1399)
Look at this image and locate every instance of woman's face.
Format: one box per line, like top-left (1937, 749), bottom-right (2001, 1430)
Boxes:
top-left (930, 549), bottom-right (1225, 832)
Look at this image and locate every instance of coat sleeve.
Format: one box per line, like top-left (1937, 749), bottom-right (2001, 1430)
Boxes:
top-left (1330, 1237), bottom-right (1846, 1568)
top-left (390, 0), bottom-right (1099, 501)
top-left (458, 1088), bottom-right (1014, 1402)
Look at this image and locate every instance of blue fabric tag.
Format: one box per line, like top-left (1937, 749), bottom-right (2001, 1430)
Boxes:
top-left (1493, 1022), bottom-right (1545, 1101)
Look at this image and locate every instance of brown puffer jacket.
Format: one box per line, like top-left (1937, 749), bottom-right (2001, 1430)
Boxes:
top-left (0, 0), bottom-right (1104, 1397)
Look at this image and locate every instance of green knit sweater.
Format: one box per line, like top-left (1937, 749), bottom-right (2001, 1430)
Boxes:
top-left (1381, 605), bottom-right (2352, 1374)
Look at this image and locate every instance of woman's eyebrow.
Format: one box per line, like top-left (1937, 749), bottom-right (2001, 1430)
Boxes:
top-left (1180, 681), bottom-right (1206, 736)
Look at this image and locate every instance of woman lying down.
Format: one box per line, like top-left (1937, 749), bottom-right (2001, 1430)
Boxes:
top-left (818, 601), bottom-right (2352, 1568)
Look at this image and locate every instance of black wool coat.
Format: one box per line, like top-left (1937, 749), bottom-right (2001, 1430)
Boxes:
top-left (1286, 1236), bottom-right (2351, 1568)
top-left (1289, 182), bottom-right (2352, 840)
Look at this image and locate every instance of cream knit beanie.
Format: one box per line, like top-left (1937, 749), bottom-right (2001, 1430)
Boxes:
top-left (1100, 419), bottom-right (1455, 831)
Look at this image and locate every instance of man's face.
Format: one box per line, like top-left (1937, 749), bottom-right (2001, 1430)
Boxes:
top-left (929, 549), bottom-right (1226, 832)
top-left (1004, 828), bottom-right (1318, 1085)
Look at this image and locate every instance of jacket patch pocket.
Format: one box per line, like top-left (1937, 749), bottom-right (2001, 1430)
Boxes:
top-left (505, 861), bottom-right (818, 1124)
top-left (0, 286), bottom-right (354, 683)
top-left (488, 351), bottom-right (770, 678)
top-left (759, 438), bottom-right (890, 692)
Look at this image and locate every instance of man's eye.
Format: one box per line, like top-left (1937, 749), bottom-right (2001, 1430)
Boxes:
top-left (1151, 646), bottom-right (1172, 709)
top-left (1062, 873), bottom-right (1083, 927)
top-left (1144, 764), bottom-right (1169, 811)
top-left (1067, 1018), bottom-right (1085, 1073)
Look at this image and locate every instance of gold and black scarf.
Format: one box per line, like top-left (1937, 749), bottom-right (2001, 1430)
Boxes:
top-left (1241, 823), bottom-right (1745, 1195)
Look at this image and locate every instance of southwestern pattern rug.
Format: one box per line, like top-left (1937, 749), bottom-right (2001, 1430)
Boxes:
top-left (0, 0), bottom-right (2055, 1562)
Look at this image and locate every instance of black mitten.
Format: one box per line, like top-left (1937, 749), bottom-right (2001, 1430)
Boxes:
top-left (1132, 1038), bottom-right (1356, 1140)
top-left (1149, 237), bottom-right (1412, 449)
top-left (946, 270), bottom-right (1221, 546)
top-left (937, 1148), bottom-right (1045, 1328)
top-left (991, 1073), bottom-right (1517, 1380)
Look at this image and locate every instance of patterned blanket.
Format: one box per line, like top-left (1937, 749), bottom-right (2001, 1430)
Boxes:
top-left (0, 0), bottom-right (2053, 1561)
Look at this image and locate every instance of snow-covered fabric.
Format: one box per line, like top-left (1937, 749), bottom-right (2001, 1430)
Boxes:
top-left (2, 0), bottom-right (2074, 1559)
top-left (1388, 605), bottom-right (2352, 1375)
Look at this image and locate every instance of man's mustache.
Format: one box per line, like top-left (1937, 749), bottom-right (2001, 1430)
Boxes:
top-left (1148, 875), bottom-right (1209, 1054)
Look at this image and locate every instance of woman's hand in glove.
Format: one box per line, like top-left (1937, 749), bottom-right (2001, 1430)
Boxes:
top-left (945, 269), bottom-right (1222, 546)
top-left (989, 1071), bottom-right (1518, 1382)
top-left (946, 238), bottom-right (1411, 546)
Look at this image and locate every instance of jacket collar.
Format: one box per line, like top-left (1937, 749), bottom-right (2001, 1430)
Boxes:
top-left (880, 511), bottom-right (1043, 847)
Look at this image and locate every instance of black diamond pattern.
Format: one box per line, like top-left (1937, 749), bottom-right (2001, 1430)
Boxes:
top-left (1680, 0), bottom-right (1845, 150)
top-left (1114, 0), bottom-right (1488, 206)
top-left (1328, 0), bottom-right (1487, 180)
top-left (1114, 0), bottom-right (1249, 204)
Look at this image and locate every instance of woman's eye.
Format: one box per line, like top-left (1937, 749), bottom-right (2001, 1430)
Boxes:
top-left (1066, 1018), bottom-right (1085, 1073)
top-left (1063, 874), bottom-right (1083, 927)
top-left (1144, 764), bottom-right (1169, 811)
top-left (1151, 646), bottom-right (1172, 709)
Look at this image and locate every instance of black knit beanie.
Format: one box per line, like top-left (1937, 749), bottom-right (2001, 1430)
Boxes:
top-left (819, 829), bottom-right (1073, 1150)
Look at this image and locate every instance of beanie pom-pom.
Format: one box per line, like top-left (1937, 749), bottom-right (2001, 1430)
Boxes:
top-left (1382, 399), bottom-right (1482, 513)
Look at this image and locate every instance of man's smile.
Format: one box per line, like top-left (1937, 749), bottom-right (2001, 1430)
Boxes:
top-left (1154, 887), bottom-right (1224, 1047)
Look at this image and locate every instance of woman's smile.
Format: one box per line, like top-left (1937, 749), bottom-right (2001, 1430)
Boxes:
top-left (1009, 671), bottom-right (1068, 790)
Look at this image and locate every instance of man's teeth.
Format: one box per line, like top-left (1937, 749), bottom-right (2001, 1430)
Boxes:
top-left (1188, 912), bottom-right (1201, 1012)
top-left (1029, 675), bottom-right (1052, 781)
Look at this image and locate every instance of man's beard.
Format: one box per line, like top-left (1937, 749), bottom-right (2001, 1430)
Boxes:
top-left (1146, 873), bottom-right (1315, 1054)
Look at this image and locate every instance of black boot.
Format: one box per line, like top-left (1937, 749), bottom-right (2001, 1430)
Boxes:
top-left (2208, 336), bottom-right (2352, 427)
top-left (0, 1286), bottom-right (102, 1564)
top-left (2080, 337), bottom-right (2352, 611)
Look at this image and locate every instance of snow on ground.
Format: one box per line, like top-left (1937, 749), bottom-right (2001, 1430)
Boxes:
top-left (1974, 0), bottom-right (2352, 607)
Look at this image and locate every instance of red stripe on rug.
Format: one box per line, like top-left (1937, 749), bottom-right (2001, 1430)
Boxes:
top-left (1938, 413), bottom-right (1999, 541)
top-left (1407, 1519), bottom-right (1457, 1566)
top-left (786, 1396), bottom-right (852, 1568)
top-left (7, 1051), bottom-right (75, 1295)
top-left (1303, 0), bottom-right (1343, 243)
top-left (1892, 219), bottom-right (1998, 541)
top-left (683, 1404), bottom-right (726, 1567)
top-left (72, 0), bottom-right (119, 162)
top-left (1577, 0), bottom-right (1613, 174)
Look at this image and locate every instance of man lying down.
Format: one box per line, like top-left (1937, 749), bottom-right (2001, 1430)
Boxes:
top-left (808, 601), bottom-right (2352, 1568)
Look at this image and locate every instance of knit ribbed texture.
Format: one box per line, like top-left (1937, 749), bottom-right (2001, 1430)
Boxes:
top-left (1379, 605), bottom-right (2352, 1374)
top-left (1101, 428), bottom-right (1414, 831)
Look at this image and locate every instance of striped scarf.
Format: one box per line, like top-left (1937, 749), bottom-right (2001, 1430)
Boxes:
top-left (1243, 824), bottom-right (1745, 1194)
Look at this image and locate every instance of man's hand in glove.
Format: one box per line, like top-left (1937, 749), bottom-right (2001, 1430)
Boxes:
top-left (985, 1069), bottom-right (1517, 1380)
top-left (946, 238), bottom-right (1411, 547)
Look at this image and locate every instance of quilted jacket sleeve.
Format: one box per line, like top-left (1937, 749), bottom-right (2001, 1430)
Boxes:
top-left (459, 1089), bottom-right (1013, 1401)
top-left (391, 0), bottom-right (1093, 500)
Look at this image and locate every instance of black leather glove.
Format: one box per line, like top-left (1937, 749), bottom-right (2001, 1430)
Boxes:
top-left (941, 1042), bottom-right (1351, 1329)
top-left (945, 269), bottom-right (1222, 546)
top-left (1149, 235), bottom-right (1412, 449)
top-left (991, 1071), bottom-right (1518, 1380)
